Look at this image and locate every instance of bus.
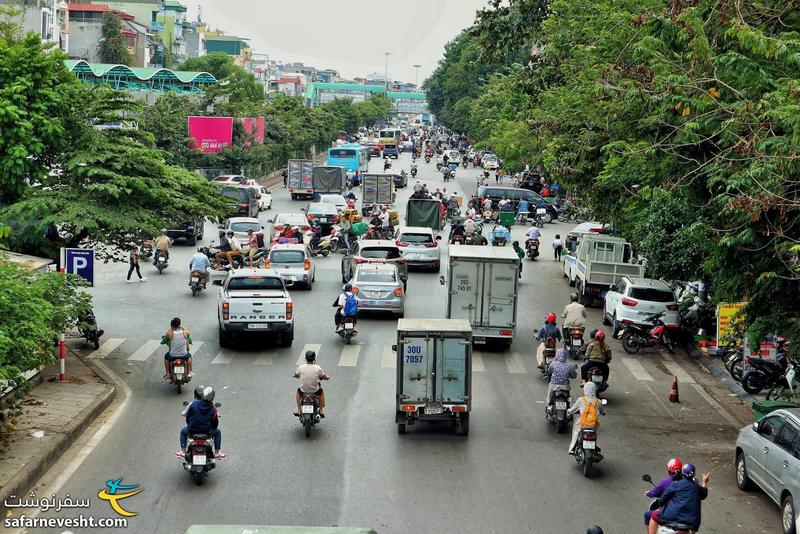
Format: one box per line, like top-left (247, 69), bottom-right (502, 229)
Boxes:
top-left (378, 128), bottom-right (401, 149)
top-left (326, 143), bottom-right (368, 174)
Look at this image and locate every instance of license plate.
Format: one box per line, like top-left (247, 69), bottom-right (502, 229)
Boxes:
top-left (363, 300), bottom-right (378, 306)
top-left (173, 366), bottom-right (185, 374)
top-left (191, 275), bottom-right (200, 281)
top-left (282, 275), bottom-right (296, 282)
top-left (301, 405), bottom-right (314, 414)
top-left (536, 208), bottom-right (547, 215)
top-left (555, 401), bottom-right (567, 410)
top-left (192, 454), bottom-right (207, 465)
top-left (344, 323), bottom-right (354, 330)
top-left (592, 375), bottom-right (603, 383)
top-left (425, 404), bottom-right (444, 415)
top-left (319, 218), bottom-right (328, 223)
top-left (583, 440), bottom-right (596, 450)
top-left (572, 338), bottom-right (583, 346)
top-left (248, 323), bottom-right (271, 330)
top-left (545, 357), bottom-right (553, 364)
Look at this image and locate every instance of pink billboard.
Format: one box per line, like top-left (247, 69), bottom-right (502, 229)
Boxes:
top-left (188, 116), bottom-right (234, 153)
top-left (239, 117), bottom-right (265, 145)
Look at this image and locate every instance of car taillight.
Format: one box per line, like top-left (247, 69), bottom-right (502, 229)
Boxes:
top-left (304, 260), bottom-right (310, 270)
top-left (396, 240), bottom-right (408, 247)
top-left (583, 432), bottom-right (596, 440)
top-left (666, 304), bottom-right (678, 311)
top-left (400, 404), bottom-right (416, 412)
top-left (239, 203), bottom-right (248, 209)
top-left (394, 287), bottom-right (402, 296)
top-left (621, 297), bottom-right (638, 307)
top-left (499, 329), bottom-right (512, 336)
top-left (286, 301), bottom-right (293, 321)
top-left (263, 260), bottom-right (270, 268)
top-left (222, 302), bottom-right (229, 320)
top-left (425, 241), bottom-right (437, 248)
top-left (274, 225), bottom-right (284, 232)
top-left (449, 405), bottom-right (466, 412)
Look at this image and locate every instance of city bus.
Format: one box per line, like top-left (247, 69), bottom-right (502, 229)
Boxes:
top-left (378, 128), bottom-right (401, 149)
top-left (326, 143), bottom-right (368, 174)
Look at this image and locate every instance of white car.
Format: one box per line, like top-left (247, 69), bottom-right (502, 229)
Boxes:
top-left (269, 212), bottom-right (310, 242)
top-left (222, 217), bottom-right (263, 242)
top-left (266, 244), bottom-right (315, 290)
top-left (603, 277), bottom-right (679, 337)
top-left (212, 174), bottom-right (248, 186)
top-left (482, 156), bottom-right (500, 170)
top-left (394, 226), bottom-right (442, 272)
top-left (318, 194), bottom-right (347, 212)
top-left (257, 186), bottom-right (272, 210)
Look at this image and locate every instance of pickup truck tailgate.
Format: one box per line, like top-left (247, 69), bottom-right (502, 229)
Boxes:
top-left (227, 290), bottom-right (288, 320)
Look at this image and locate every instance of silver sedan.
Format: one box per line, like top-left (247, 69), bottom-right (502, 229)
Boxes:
top-left (351, 263), bottom-right (405, 317)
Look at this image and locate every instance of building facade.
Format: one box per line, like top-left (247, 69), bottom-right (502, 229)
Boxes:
top-left (0, 0), bottom-right (69, 52)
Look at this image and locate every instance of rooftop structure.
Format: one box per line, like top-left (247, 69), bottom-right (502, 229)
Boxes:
top-left (65, 59), bottom-right (217, 94)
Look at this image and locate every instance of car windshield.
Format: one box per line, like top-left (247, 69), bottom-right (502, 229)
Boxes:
top-left (276, 214), bottom-right (304, 224)
top-left (399, 233), bottom-right (432, 244)
top-left (357, 269), bottom-right (397, 283)
top-left (215, 176), bottom-right (239, 182)
top-left (220, 189), bottom-right (246, 201)
top-left (270, 250), bottom-right (305, 264)
top-left (230, 222), bottom-right (260, 233)
top-left (628, 287), bottom-right (674, 302)
top-left (227, 276), bottom-right (283, 290)
top-left (309, 204), bottom-right (337, 215)
top-left (360, 247), bottom-right (401, 260)
top-left (320, 196), bottom-right (344, 205)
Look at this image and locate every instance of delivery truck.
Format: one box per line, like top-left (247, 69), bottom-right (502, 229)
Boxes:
top-left (360, 173), bottom-right (395, 215)
top-left (287, 159), bottom-right (314, 200)
top-left (311, 166), bottom-right (346, 197)
top-left (393, 319), bottom-right (472, 436)
top-left (444, 245), bottom-right (519, 347)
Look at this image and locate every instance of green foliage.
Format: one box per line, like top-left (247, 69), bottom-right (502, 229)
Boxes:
top-left (99, 12), bottom-right (132, 65)
top-left (179, 52), bottom-right (263, 104)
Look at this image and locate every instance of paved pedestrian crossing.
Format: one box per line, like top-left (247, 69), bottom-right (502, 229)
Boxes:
top-left (79, 336), bottom-right (698, 382)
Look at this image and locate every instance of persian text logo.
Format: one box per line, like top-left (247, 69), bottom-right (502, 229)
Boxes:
top-left (97, 478), bottom-right (143, 517)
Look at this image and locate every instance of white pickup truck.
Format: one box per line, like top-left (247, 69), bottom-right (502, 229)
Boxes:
top-left (214, 268), bottom-right (294, 347)
top-left (563, 234), bottom-right (645, 306)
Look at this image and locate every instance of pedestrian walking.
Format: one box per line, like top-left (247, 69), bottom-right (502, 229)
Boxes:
top-left (552, 234), bottom-right (564, 261)
top-left (282, 168), bottom-right (288, 188)
top-left (498, 167), bottom-right (505, 184)
top-left (126, 243), bottom-right (145, 282)
top-left (495, 170), bottom-right (500, 183)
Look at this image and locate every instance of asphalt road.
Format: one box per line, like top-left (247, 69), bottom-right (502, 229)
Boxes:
top-left (21, 152), bottom-right (780, 534)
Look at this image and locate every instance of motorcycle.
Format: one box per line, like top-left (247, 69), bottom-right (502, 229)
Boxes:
top-left (169, 357), bottom-right (191, 393)
top-left (338, 315), bottom-right (357, 345)
top-left (620, 312), bottom-right (675, 354)
top-left (642, 474), bottom-right (696, 534)
top-left (722, 345), bottom-right (746, 382)
top-left (139, 240), bottom-right (153, 262)
top-left (741, 354), bottom-right (787, 395)
top-left (304, 227), bottom-right (340, 257)
top-left (383, 161), bottom-right (391, 171)
top-left (179, 400), bottom-right (222, 485)
top-left (545, 385), bottom-right (572, 433)
top-left (564, 326), bottom-right (585, 359)
top-left (153, 250), bottom-right (169, 274)
top-left (297, 392), bottom-right (322, 437)
top-left (410, 165), bottom-right (418, 178)
top-left (77, 311), bottom-right (104, 349)
top-left (491, 225), bottom-right (510, 247)
top-left (540, 343), bottom-right (557, 379)
top-left (573, 413), bottom-right (605, 478)
top-left (766, 357), bottom-right (800, 402)
top-left (450, 234), bottom-right (466, 245)
top-left (525, 238), bottom-right (540, 260)
top-left (581, 360), bottom-right (610, 394)
top-left (425, 155), bottom-right (431, 163)
top-left (189, 270), bottom-right (206, 297)
top-left (534, 207), bottom-right (547, 228)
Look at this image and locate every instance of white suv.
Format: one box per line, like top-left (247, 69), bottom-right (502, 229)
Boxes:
top-left (603, 277), bottom-right (678, 338)
top-left (394, 226), bottom-right (442, 272)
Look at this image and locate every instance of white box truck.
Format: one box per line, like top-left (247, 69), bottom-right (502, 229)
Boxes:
top-left (445, 245), bottom-right (519, 347)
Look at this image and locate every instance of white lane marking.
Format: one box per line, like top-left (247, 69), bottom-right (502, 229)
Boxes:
top-left (255, 353), bottom-right (274, 365)
top-left (663, 360), bottom-right (695, 384)
top-left (381, 345), bottom-right (396, 368)
top-left (127, 339), bottom-right (161, 361)
top-left (338, 344), bottom-right (361, 367)
top-left (211, 350), bottom-right (235, 364)
top-left (621, 357), bottom-right (654, 381)
top-left (297, 344), bottom-right (321, 366)
top-left (472, 352), bottom-right (485, 372)
top-left (504, 352), bottom-right (527, 374)
top-left (91, 337), bottom-right (125, 359)
top-left (690, 383), bottom-right (741, 428)
top-left (191, 341), bottom-right (204, 356)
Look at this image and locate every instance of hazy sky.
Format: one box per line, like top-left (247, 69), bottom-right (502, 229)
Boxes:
top-left (185, 0), bottom-right (489, 84)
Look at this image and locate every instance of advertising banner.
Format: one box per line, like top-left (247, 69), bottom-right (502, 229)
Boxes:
top-left (187, 116), bottom-right (234, 153)
top-left (239, 117), bottom-right (265, 146)
top-left (716, 302), bottom-right (746, 346)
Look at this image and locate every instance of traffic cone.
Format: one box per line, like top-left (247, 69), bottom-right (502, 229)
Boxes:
top-left (669, 376), bottom-right (680, 403)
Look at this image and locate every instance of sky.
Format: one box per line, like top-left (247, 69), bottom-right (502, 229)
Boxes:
top-left (184, 0), bottom-right (489, 85)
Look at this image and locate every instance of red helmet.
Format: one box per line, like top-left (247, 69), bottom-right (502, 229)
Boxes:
top-left (546, 313), bottom-right (557, 324)
top-left (594, 330), bottom-right (605, 340)
top-left (667, 458), bottom-right (683, 474)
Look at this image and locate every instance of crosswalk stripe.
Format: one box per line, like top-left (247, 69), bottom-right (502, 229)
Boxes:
top-left (504, 352), bottom-right (527, 374)
top-left (338, 345), bottom-right (361, 367)
top-left (91, 338), bottom-right (125, 359)
top-left (663, 360), bottom-right (695, 384)
top-left (211, 350), bottom-right (235, 365)
top-left (297, 344), bottom-right (321, 366)
top-left (472, 352), bottom-right (485, 372)
top-left (191, 341), bottom-right (204, 356)
top-left (621, 357), bottom-right (654, 381)
top-left (128, 340), bottom-right (161, 361)
top-left (381, 345), bottom-right (395, 368)
top-left (254, 354), bottom-right (273, 365)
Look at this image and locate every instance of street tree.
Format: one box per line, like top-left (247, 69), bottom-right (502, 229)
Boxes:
top-left (98, 11), bottom-right (132, 65)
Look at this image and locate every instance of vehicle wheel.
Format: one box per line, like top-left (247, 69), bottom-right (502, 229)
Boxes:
top-left (742, 372), bottom-right (765, 394)
top-left (397, 310), bottom-right (405, 318)
top-left (783, 494), bottom-right (796, 534)
top-left (157, 265), bottom-right (164, 274)
top-left (188, 236), bottom-right (197, 246)
top-left (602, 311), bottom-right (611, 326)
top-left (218, 328), bottom-right (230, 348)
top-left (583, 454), bottom-right (593, 477)
top-left (192, 286), bottom-right (199, 297)
top-left (622, 332), bottom-right (640, 354)
top-left (736, 452), bottom-right (753, 491)
top-left (345, 333), bottom-right (352, 345)
top-left (568, 277), bottom-right (575, 287)
top-left (291, 194), bottom-right (297, 200)
top-left (730, 357), bottom-right (745, 382)
top-left (195, 474), bottom-right (204, 486)
top-left (555, 419), bottom-right (566, 434)
top-left (321, 249), bottom-right (330, 257)
top-left (767, 384), bottom-right (788, 401)
top-left (93, 338), bottom-right (100, 350)
top-left (280, 329), bottom-right (294, 348)
top-left (398, 422), bottom-right (406, 434)
top-left (612, 315), bottom-right (622, 339)
top-left (176, 382), bottom-right (182, 394)
top-left (304, 419), bottom-right (312, 438)
top-left (543, 212), bottom-right (553, 224)
top-left (456, 414), bottom-right (469, 436)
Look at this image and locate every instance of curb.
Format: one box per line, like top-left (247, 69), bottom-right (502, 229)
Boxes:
top-left (686, 342), bottom-right (757, 405)
top-left (0, 350), bottom-right (117, 505)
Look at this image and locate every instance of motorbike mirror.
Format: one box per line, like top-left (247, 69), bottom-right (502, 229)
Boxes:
top-left (182, 401), bottom-right (189, 406)
top-left (212, 280), bottom-right (223, 286)
top-left (217, 224), bottom-right (224, 229)
top-left (601, 398), bottom-right (608, 405)
top-left (439, 275), bottom-right (446, 286)
top-left (436, 235), bottom-right (442, 240)
top-left (642, 474), bottom-right (652, 484)
top-left (301, 208), bottom-right (307, 212)
top-left (214, 402), bottom-right (221, 408)
top-left (391, 344), bottom-right (397, 352)
top-left (266, 219), bottom-right (273, 224)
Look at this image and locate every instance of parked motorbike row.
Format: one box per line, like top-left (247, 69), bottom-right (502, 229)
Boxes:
top-left (721, 335), bottom-right (799, 399)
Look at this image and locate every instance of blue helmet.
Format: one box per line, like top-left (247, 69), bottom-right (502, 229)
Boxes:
top-left (682, 463), bottom-right (696, 479)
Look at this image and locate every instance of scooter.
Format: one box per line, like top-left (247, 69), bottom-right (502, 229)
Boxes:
top-left (564, 326), bottom-right (585, 359)
top-left (766, 358), bottom-right (800, 402)
top-left (741, 354), bottom-right (787, 395)
top-left (642, 474), bottom-right (696, 534)
top-left (540, 344), bottom-right (556, 379)
top-left (153, 250), bottom-right (169, 274)
top-left (573, 419), bottom-right (605, 478)
top-left (179, 400), bottom-right (222, 485)
top-left (581, 360), bottom-right (610, 395)
top-left (168, 357), bottom-right (191, 393)
top-left (77, 311), bottom-right (104, 350)
top-left (545, 386), bottom-right (572, 433)
top-left (410, 164), bottom-right (418, 178)
top-left (338, 315), bottom-right (357, 345)
top-left (304, 228), bottom-right (340, 257)
top-left (189, 270), bottom-right (206, 297)
top-left (491, 225), bottom-right (510, 247)
top-left (525, 238), bottom-right (540, 260)
top-left (297, 391), bottom-right (322, 437)
top-left (620, 312), bottom-right (675, 354)
top-left (425, 155), bottom-right (431, 163)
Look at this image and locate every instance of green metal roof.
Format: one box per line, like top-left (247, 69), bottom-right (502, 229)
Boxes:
top-left (164, 0), bottom-right (187, 11)
top-left (65, 60), bottom-right (217, 84)
top-left (304, 82), bottom-right (426, 103)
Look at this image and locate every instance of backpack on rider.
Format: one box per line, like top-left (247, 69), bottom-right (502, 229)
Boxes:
top-left (343, 292), bottom-right (358, 317)
top-left (579, 397), bottom-right (600, 428)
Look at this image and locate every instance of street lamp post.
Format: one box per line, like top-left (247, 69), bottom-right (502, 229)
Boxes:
top-left (383, 51), bottom-right (391, 90)
top-left (413, 64), bottom-right (421, 88)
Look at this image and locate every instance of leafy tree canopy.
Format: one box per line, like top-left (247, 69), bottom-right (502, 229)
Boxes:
top-left (99, 11), bottom-right (132, 65)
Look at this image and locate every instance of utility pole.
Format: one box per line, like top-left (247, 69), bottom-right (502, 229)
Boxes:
top-left (383, 51), bottom-right (391, 90)
top-left (413, 64), bottom-right (421, 88)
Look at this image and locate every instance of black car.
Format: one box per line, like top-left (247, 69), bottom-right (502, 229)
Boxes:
top-left (382, 144), bottom-right (399, 159)
top-left (220, 186), bottom-right (259, 218)
top-left (517, 173), bottom-right (543, 194)
top-left (166, 216), bottom-right (205, 246)
top-left (476, 185), bottom-right (559, 223)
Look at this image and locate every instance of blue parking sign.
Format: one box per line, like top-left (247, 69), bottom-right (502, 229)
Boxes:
top-left (63, 248), bottom-right (95, 286)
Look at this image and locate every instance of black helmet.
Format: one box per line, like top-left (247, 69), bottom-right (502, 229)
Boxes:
top-left (193, 385), bottom-right (205, 399)
top-left (202, 386), bottom-right (215, 402)
top-left (589, 328), bottom-right (598, 340)
top-left (587, 527), bottom-right (604, 534)
top-left (571, 292), bottom-right (579, 302)
top-left (305, 350), bottom-right (316, 363)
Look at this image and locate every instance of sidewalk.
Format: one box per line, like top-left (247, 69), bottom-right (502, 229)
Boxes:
top-left (686, 342), bottom-right (758, 405)
top-left (0, 351), bottom-right (115, 505)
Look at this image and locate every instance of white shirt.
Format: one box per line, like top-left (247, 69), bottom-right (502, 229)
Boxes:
top-left (229, 236), bottom-right (242, 250)
top-left (526, 228), bottom-right (541, 240)
top-left (379, 212), bottom-right (390, 228)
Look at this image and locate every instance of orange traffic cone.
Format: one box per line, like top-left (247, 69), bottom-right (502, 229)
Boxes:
top-left (669, 376), bottom-right (680, 403)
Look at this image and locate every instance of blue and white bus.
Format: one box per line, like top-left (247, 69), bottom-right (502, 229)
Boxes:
top-left (326, 143), bottom-right (368, 174)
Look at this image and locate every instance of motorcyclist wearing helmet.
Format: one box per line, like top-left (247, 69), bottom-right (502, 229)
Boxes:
top-left (334, 283), bottom-right (358, 331)
top-left (649, 463), bottom-right (710, 534)
top-left (562, 292), bottom-right (587, 339)
top-left (162, 317), bottom-right (193, 379)
top-left (546, 348), bottom-right (577, 404)
top-left (535, 313), bottom-right (563, 369)
top-left (188, 246), bottom-right (211, 288)
top-left (582, 330), bottom-right (612, 384)
top-left (153, 228), bottom-right (172, 265)
top-left (178, 385), bottom-right (225, 459)
top-left (293, 350), bottom-right (330, 417)
top-left (644, 459), bottom-right (684, 526)
top-left (308, 219), bottom-right (323, 251)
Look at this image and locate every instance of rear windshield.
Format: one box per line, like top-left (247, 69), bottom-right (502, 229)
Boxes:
top-left (220, 189), bottom-right (246, 202)
top-left (270, 250), bottom-right (305, 264)
top-left (384, 144), bottom-right (397, 150)
top-left (399, 233), bottom-right (432, 244)
top-left (360, 247), bottom-right (401, 260)
top-left (227, 277), bottom-right (284, 290)
top-left (628, 287), bottom-right (674, 302)
top-left (230, 221), bottom-right (261, 233)
top-left (357, 270), bottom-right (397, 283)
top-left (309, 204), bottom-right (337, 215)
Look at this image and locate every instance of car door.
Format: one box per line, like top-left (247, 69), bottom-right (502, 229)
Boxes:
top-left (604, 280), bottom-right (625, 320)
top-left (748, 414), bottom-right (785, 495)
top-left (766, 417), bottom-right (800, 503)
